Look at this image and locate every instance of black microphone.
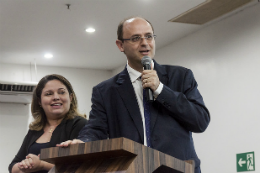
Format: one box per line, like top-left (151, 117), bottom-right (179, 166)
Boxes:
top-left (141, 56), bottom-right (154, 102)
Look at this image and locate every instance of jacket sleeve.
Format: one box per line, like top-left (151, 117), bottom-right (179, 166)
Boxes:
top-left (77, 86), bottom-right (108, 142)
top-left (8, 131), bottom-right (30, 173)
top-left (156, 69), bottom-right (210, 132)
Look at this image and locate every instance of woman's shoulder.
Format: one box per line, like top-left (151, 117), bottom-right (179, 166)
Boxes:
top-left (75, 116), bottom-right (88, 123)
top-left (21, 129), bottom-right (44, 145)
top-left (63, 116), bottom-right (88, 139)
top-left (65, 115), bottom-right (88, 125)
top-left (27, 129), bottom-right (43, 136)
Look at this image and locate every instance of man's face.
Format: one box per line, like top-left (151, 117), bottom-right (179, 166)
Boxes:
top-left (116, 18), bottom-right (155, 71)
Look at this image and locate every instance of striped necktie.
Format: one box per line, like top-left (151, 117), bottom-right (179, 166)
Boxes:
top-left (143, 89), bottom-right (151, 147)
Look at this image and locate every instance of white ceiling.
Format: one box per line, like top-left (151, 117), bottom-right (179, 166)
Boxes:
top-left (0, 0), bottom-right (257, 70)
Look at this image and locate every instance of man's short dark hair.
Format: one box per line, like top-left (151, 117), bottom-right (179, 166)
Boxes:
top-left (117, 16), bottom-right (154, 41)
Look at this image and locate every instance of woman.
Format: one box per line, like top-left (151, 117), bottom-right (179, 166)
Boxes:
top-left (9, 74), bottom-right (87, 173)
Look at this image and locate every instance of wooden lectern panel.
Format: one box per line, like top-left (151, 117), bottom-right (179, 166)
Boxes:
top-left (40, 137), bottom-right (194, 173)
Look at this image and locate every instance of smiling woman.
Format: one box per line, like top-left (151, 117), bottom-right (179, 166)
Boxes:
top-left (39, 80), bottom-right (72, 125)
top-left (8, 74), bottom-right (87, 173)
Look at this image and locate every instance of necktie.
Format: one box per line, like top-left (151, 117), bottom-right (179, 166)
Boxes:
top-left (143, 89), bottom-right (151, 147)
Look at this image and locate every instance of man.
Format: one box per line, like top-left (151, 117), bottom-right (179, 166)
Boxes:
top-left (58, 16), bottom-right (210, 173)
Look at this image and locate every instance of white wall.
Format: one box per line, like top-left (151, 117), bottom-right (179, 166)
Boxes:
top-left (0, 104), bottom-right (31, 173)
top-left (0, 64), bottom-right (111, 172)
top-left (155, 3), bottom-right (260, 173)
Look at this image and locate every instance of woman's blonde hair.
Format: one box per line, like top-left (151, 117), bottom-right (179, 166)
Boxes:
top-left (30, 74), bottom-right (85, 131)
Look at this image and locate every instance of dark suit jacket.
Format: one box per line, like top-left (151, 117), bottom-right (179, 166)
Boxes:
top-left (78, 60), bottom-right (210, 170)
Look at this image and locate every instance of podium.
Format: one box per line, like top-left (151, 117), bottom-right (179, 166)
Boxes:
top-left (40, 137), bottom-right (194, 173)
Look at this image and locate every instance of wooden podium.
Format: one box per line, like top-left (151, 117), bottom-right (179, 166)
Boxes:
top-left (40, 137), bottom-right (194, 173)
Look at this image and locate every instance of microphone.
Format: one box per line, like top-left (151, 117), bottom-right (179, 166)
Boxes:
top-left (141, 56), bottom-right (154, 102)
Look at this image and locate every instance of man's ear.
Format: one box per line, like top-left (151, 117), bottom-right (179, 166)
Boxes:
top-left (116, 40), bottom-right (124, 52)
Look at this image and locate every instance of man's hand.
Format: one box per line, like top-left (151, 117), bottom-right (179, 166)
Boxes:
top-left (56, 139), bottom-right (84, 147)
top-left (141, 69), bottom-right (160, 91)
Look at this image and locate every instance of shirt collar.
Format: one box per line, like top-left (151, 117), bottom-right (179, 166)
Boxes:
top-left (126, 60), bottom-right (154, 83)
top-left (127, 61), bottom-right (141, 83)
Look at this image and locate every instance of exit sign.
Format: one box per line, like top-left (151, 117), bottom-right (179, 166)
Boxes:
top-left (237, 152), bottom-right (255, 172)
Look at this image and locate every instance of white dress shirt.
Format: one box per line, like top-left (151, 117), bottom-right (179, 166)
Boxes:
top-left (126, 60), bottom-right (163, 146)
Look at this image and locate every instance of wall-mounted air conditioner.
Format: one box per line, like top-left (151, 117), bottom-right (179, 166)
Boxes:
top-left (0, 80), bottom-right (37, 104)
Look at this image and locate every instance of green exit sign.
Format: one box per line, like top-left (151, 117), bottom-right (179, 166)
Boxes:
top-left (237, 152), bottom-right (255, 172)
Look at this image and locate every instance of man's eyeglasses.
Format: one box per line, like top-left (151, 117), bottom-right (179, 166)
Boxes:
top-left (122, 34), bottom-right (156, 43)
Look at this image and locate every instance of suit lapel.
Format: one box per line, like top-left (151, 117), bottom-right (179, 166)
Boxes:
top-left (150, 60), bottom-right (168, 133)
top-left (116, 68), bottom-right (144, 143)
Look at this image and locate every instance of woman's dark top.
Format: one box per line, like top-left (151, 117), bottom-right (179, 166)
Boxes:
top-left (8, 116), bottom-right (87, 173)
top-left (27, 142), bottom-right (50, 173)
top-left (28, 142), bottom-right (50, 157)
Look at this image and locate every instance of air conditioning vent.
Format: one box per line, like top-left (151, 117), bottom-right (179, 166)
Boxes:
top-left (0, 84), bottom-right (35, 94)
top-left (0, 81), bottom-right (37, 104)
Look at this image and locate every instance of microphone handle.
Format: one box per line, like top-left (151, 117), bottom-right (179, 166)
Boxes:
top-left (145, 88), bottom-right (154, 102)
top-left (143, 64), bottom-right (153, 102)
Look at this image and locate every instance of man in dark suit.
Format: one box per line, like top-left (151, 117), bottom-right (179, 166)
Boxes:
top-left (58, 16), bottom-right (210, 173)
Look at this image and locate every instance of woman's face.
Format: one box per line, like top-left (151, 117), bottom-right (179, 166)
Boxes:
top-left (40, 79), bottom-right (72, 120)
